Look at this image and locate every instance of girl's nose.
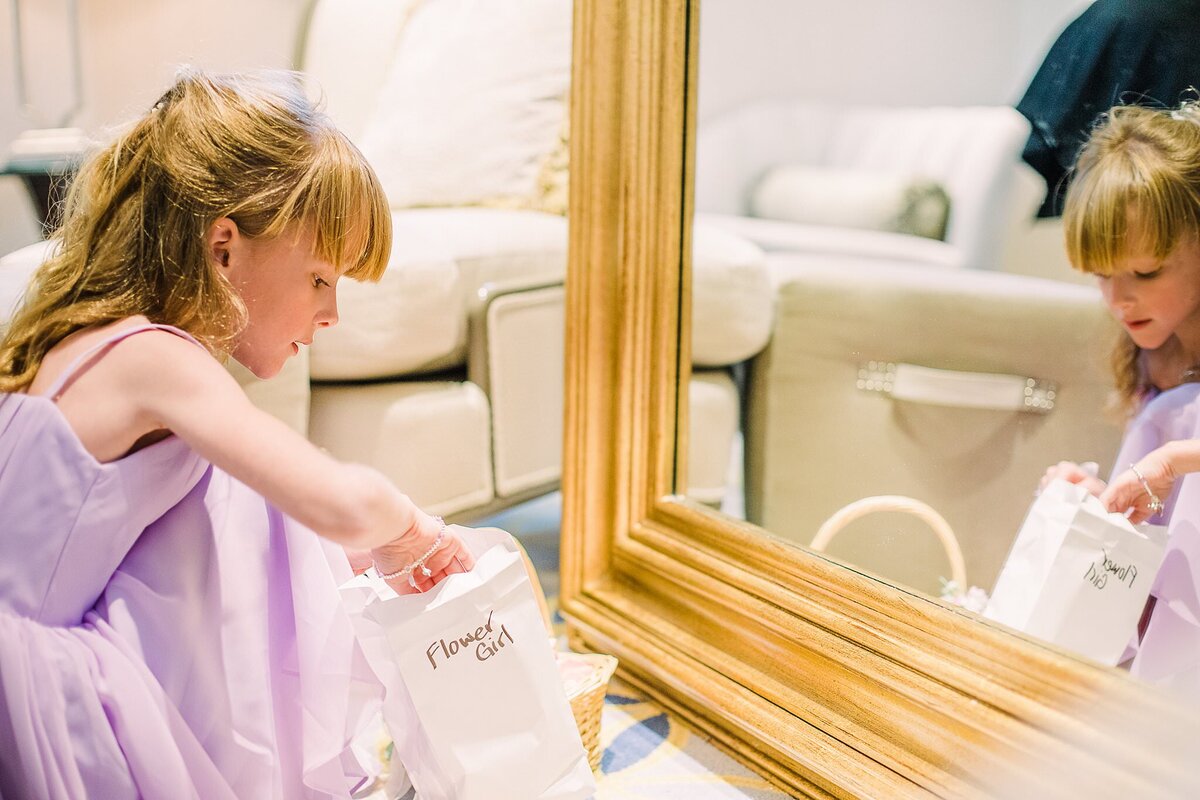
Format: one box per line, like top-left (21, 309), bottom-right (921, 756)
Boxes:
top-left (317, 291), bottom-right (339, 328)
top-left (1102, 274), bottom-right (1134, 307)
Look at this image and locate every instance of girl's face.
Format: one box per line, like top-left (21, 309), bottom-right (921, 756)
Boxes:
top-left (1098, 231), bottom-right (1200, 355)
top-left (210, 220), bottom-right (340, 378)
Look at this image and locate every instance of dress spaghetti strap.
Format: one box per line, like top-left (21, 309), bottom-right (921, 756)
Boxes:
top-left (44, 323), bottom-right (204, 401)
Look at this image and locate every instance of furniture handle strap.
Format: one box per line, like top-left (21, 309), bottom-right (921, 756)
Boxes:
top-left (857, 361), bottom-right (1056, 414)
top-left (811, 495), bottom-right (968, 590)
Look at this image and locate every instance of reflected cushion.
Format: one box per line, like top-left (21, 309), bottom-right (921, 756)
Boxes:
top-left (749, 164), bottom-right (951, 240)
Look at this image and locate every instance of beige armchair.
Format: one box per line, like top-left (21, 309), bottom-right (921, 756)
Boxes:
top-left (693, 100), bottom-right (1045, 273)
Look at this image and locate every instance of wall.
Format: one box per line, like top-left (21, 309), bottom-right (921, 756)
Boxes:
top-left (697, 0), bottom-right (1095, 120)
top-left (1, 0), bottom-right (312, 254)
top-left (2, 0), bottom-right (1096, 254)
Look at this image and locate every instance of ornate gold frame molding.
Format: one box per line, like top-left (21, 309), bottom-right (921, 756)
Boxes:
top-left (561, 2), bottom-right (1192, 797)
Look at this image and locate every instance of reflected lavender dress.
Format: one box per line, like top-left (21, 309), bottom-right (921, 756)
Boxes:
top-left (0, 324), bottom-right (382, 799)
top-left (1112, 381), bottom-right (1200, 695)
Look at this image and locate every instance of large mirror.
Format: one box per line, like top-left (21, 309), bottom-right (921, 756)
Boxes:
top-left (562, 0), bottom-right (1198, 795)
top-left (688, 1), bottom-right (1198, 669)
top-left (690, 0), bottom-right (1117, 604)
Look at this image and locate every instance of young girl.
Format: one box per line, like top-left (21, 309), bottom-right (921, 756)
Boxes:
top-left (0, 70), bottom-right (478, 798)
top-left (1042, 103), bottom-right (1200, 691)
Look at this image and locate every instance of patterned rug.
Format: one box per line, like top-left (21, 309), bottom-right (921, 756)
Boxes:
top-left (590, 679), bottom-right (788, 799)
top-left (362, 673), bottom-right (787, 800)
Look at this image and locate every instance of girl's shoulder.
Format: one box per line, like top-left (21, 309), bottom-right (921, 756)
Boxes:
top-left (29, 316), bottom-right (207, 398)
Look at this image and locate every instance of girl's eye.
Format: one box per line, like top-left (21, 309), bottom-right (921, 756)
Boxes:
top-left (1134, 268), bottom-right (1163, 280)
top-left (314, 276), bottom-right (331, 288)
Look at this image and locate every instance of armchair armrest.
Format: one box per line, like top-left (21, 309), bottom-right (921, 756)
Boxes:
top-left (468, 275), bottom-right (565, 499)
top-left (468, 275), bottom-right (747, 511)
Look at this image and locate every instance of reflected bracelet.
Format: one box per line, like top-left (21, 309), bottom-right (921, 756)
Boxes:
top-left (1129, 464), bottom-right (1165, 516)
top-left (376, 516), bottom-right (446, 587)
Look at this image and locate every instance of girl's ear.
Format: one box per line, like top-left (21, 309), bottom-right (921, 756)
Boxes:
top-left (207, 217), bottom-right (240, 271)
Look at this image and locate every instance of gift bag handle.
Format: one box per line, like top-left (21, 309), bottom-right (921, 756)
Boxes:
top-left (811, 495), bottom-right (968, 590)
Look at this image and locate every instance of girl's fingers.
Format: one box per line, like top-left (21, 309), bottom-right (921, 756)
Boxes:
top-left (383, 536), bottom-right (475, 595)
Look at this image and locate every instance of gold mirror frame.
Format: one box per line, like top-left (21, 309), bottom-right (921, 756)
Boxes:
top-left (562, 1), bottom-right (1191, 797)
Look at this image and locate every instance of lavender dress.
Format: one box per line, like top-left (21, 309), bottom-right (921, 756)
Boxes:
top-left (0, 324), bottom-right (383, 799)
top-left (1112, 381), bottom-right (1200, 695)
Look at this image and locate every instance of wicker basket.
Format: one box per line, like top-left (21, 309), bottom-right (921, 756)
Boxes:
top-left (557, 650), bottom-right (619, 772)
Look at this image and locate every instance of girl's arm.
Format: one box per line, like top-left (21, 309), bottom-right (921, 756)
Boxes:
top-left (1100, 440), bottom-right (1200, 523)
top-left (121, 330), bottom-right (473, 588)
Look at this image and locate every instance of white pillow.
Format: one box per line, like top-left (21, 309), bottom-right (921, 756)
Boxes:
top-left (750, 164), bottom-right (950, 240)
top-left (302, 0), bottom-right (424, 142)
top-left (358, 0), bottom-right (572, 209)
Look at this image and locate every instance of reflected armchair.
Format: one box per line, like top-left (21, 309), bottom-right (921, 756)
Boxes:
top-left (694, 100), bottom-right (1045, 273)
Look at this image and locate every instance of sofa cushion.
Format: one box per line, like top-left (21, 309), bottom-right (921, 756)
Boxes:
top-left (308, 380), bottom-right (494, 517)
top-left (691, 225), bottom-right (773, 367)
top-left (357, 0), bottom-right (572, 210)
top-left (309, 208), bottom-right (567, 381)
top-left (750, 165), bottom-right (950, 240)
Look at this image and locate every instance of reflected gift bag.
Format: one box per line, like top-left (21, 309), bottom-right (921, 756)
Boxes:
top-left (984, 478), bottom-right (1169, 665)
top-left (342, 528), bottom-right (595, 800)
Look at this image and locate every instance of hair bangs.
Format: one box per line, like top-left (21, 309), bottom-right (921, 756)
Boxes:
top-left (1065, 140), bottom-right (1200, 276)
top-left (303, 134), bottom-right (392, 282)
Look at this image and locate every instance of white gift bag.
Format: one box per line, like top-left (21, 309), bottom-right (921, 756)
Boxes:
top-left (342, 528), bottom-right (594, 800)
top-left (984, 478), bottom-right (1169, 665)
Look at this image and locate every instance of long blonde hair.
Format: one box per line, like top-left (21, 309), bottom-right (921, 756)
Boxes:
top-left (1063, 103), bottom-right (1200, 415)
top-left (0, 69), bottom-right (391, 393)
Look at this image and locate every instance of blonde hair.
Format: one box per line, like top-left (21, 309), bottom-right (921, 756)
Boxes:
top-left (0, 69), bottom-right (391, 393)
top-left (1063, 103), bottom-right (1200, 414)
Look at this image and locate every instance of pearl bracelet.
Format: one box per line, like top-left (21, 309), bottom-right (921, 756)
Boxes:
top-left (376, 516), bottom-right (447, 588)
top-left (1129, 464), bottom-right (1165, 516)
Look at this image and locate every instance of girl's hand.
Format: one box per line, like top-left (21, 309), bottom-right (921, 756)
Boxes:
top-left (1100, 451), bottom-right (1176, 524)
top-left (345, 548), bottom-right (374, 576)
top-left (1040, 460), bottom-right (1106, 497)
top-left (370, 513), bottom-right (476, 595)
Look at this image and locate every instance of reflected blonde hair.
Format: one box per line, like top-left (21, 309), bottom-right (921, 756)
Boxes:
top-left (1063, 103), bottom-right (1200, 415)
top-left (0, 68), bottom-right (391, 393)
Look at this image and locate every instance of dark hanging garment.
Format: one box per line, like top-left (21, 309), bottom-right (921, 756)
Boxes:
top-left (1016, 0), bottom-right (1200, 216)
